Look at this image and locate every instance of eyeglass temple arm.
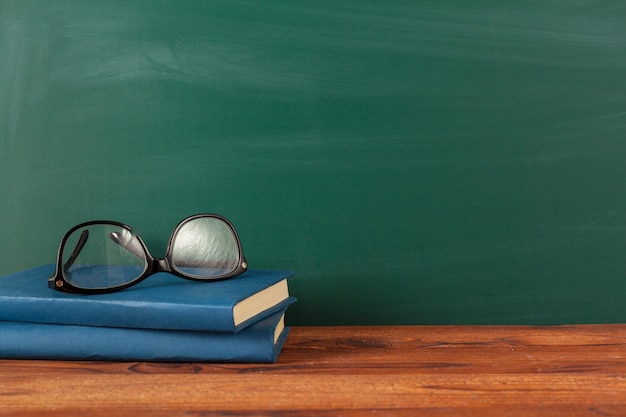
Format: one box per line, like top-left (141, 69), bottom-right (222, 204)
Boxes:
top-left (58, 230), bottom-right (146, 272)
top-left (63, 230), bottom-right (89, 271)
top-left (109, 232), bottom-right (145, 259)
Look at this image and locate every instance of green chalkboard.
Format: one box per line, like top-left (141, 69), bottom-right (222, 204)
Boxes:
top-left (1, 1), bottom-right (625, 325)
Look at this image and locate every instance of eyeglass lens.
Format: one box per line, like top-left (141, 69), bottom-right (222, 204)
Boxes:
top-left (62, 224), bottom-right (147, 290)
top-left (170, 217), bottom-right (240, 278)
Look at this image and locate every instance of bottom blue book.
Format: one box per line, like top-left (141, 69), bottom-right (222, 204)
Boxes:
top-left (0, 310), bottom-right (289, 363)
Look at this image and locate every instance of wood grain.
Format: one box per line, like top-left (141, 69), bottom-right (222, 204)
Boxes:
top-left (1, 325), bottom-right (625, 416)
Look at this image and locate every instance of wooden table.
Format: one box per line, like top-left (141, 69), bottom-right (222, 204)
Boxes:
top-left (2, 325), bottom-right (625, 416)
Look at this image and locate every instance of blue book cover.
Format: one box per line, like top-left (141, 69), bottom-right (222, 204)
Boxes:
top-left (0, 310), bottom-right (290, 363)
top-left (0, 265), bottom-right (296, 332)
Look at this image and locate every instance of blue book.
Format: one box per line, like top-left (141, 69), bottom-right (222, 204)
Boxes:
top-left (0, 265), bottom-right (296, 332)
top-left (0, 310), bottom-right (289, 363)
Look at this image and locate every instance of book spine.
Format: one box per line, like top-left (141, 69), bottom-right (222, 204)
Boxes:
top-left (0, 296), bottom-right (236, 332)
top-left (0, 316), bottom-right (289, 363)
top-left (0, 296), bottom-right (296, 333)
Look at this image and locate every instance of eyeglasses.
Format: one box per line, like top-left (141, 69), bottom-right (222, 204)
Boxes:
top-left (49, 214), bottom-right (247, 294)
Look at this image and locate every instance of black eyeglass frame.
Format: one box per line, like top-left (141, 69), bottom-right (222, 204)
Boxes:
top-left (48, 213), bottom-right (248, 294)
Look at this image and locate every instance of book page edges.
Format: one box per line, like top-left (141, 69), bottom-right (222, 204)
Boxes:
top-left (233, 279), bottom-right (289, 327)
top-left (274, 314), bottom-right (285, 344)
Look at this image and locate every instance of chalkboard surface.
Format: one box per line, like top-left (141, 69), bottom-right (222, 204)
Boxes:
top-left (1, 1), bottom-right (625, 325)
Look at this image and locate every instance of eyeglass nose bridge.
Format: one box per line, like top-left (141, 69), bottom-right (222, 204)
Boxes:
top-left (152, 257), bottom-right (172, 274)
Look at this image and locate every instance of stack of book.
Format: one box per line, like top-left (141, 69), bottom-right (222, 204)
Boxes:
top-left (0, 265), bottom-right (296, 363)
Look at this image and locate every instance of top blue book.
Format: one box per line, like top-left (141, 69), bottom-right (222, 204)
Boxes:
top-left (0, 265), bottom-right (295, 333)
